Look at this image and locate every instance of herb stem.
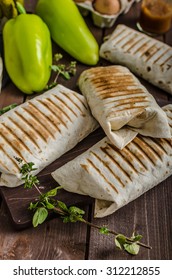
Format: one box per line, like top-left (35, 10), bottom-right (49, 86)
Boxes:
top-left (80, 218), bottom-right (152, 250)
top-left (33, 183), bottom-right (42, 195)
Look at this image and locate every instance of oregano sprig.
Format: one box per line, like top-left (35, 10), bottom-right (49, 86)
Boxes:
top-left (46, 53), bottom-right (77, 90)
top-left (16, 159), bottom-right (152, 256)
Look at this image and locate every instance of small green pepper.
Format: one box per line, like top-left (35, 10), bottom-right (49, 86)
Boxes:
top-left (36, 0), bottom-right (99, 66)
top-left (3, 4), bottom-right (52, 94)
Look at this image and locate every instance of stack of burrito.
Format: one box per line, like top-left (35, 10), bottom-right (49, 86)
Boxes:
top-left (52, 104), bottom-right (172, 217)
top-left (52, 65), bottom-right (172, 217)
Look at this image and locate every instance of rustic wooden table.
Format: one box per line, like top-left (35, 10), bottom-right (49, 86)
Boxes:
top-left (0, 0), bottom-right (171, 260)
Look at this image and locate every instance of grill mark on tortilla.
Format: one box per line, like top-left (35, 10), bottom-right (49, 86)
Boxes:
top-left (151, 138), bottom-right (170, 154)
top-left (110, 27), bottom-right (126, 41)
top-left (106, 96), bottom-right (148, 108)
top-left (22, 107), bottom-right (53, 141)
top-left (113, 105), bottom-right (148, 113)
top-left (127, 142), bottom-right (149, 170)
top-left (133, 137), bottom-right (159, 165)
top-left (0, 159), bottom-right (10, 172)
top-left (0, 145), bottom-right (20, 171)
top-left (132, 39), bottom-right (152, 55)
top-left (0, 122), bottom-right (32, 155)
top-left (120, 35), bottom-right (137, 48)
top-left (71, 92), bottom-right (88, 111)
top-left (89, 74), bottom-right (131, 84)
top-left (154, 49), bottom-right (172, 65)
top-left (93, 81), bottom-right (135, 91)
top-left (0, 126), bottom-right (26, 161)
top-left (59, 90), bottom-right (83, 114)
top-left (105, 94), bottom-right (148, 105)
top-left (100, 146), bottom-right (133, 182)
top-left (39, 99), bottom-right (67, 129)
top-left (106, 143), bottom-right (142, 174)
top-left (96, 89), bottom-right (144, 100)
top-left (86, 158), bottom-right (118, 194)
top-left (52, 95), bottom-right (76, 119)
top-left (138, 136), bottom-right (164, 160)
top-left (160, 57), bottom-right (172, 69)
top-left (139, 43), bottom-right (161, 61)
top-left (124, 146), bottom-right (147, 172)
top-left (91, 151), bottom-right (125, 187)
top-left (125, 37), bottom-right (145, 53)
top-left (98, 89), bottom-right (145, 100)
top-left (14, 111), bottom-right (47, 143)
top-left (112, 31), bottom-right (133, 46)
top-left (37, 99), bottom-right (67, 130)
top-left (7, 116), bottom-right (40, 150)
top-left (164, 138), bottom-right (172, 147)
top-left (26, 103), bottom-right (56, 139)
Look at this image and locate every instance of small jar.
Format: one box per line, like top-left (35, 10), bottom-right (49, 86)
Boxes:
top-left (137, 0), bottom-right (172, 35)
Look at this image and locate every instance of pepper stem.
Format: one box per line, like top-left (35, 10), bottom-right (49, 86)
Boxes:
top-left (16, 1), bottom-right (26, 14)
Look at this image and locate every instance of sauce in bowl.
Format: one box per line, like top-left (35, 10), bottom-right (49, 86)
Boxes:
top-left (139, 0), bottom-right (172, 34)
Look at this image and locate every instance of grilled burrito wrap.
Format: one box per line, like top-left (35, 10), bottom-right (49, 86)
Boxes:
top-left (0, 84), bottom-right (98, 187)
top-left (100, 24), bottom-right (172, 94)
top-left (52, 105), bottom-right (172, 218)
top-left (78, 65), bottom-right (171, 149)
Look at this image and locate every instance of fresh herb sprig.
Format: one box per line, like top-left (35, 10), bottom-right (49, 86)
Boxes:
top-left (46, 53), bottom-right (77, 90)
top-left (17, 159), bottom-right (152, 256)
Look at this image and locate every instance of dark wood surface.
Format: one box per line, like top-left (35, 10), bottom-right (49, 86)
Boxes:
top-left (0, 0), bottom-right (172, 260)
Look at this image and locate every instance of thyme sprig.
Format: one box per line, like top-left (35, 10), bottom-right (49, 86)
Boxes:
top-left (17, 159), bottom-right (152, 255)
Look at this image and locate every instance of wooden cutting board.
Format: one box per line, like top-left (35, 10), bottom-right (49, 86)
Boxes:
top-left (0, 128), bottom-right (105, 229)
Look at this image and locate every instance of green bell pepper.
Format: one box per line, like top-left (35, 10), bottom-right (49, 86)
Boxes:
top-left (36, 0), bottom-right (99, 66)
top-left (3, 6), bottom-right (52, 94)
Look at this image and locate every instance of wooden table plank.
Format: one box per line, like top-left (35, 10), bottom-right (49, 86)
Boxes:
top-left (0, 201), bottom-right (90, 260)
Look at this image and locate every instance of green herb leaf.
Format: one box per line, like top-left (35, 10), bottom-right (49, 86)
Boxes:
top-left (114, 234), bottom-right (127, 250)
top-left (45, 201), bottom-right (55, 210)
top-left (45, 187), bottom-right (62, 198)
top-left (68, 206), bottom-right (85, 216)
top-left (29, 201), bottom-right (39, 210)
top-left (123, 243), bottom-right (140, 255)
top-left (0, 103), bottom-right (18, 115)
top-left (54, 53), bottom-right (63, 62)
top-left (99, 226), bottom-right (109, 235)
top-left (32, 207), bottom-right (48, 227)
top-left (132, 234), bottom-right (143, 242)
top-left (62, 71), bottom-right (70, 80)
top-left (57, 201), bottom-right (69, 213)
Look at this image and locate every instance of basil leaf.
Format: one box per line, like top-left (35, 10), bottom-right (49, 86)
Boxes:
top-left (32, 207), bottom-right (48, 227)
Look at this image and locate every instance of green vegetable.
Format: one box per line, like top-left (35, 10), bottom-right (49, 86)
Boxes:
top-left (3, 3), bottom-right (52, 94)
top-left (36, 0), bottom-right (99, 65)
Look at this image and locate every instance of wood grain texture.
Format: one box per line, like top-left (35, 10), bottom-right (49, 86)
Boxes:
top-left (0, 0), bottom-right (172, 260)
top-left (0, 202), bottom-right (90, 260)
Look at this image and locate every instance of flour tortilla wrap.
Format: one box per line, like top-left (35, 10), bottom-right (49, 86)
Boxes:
top-left (52, 105), bottom-right (172, 218)
top-left (0, 84), bottom-right (98, 187)
top-left (78, 65), bottom-right (171, 149)
top-left (100, 24), bottom-right (172, 94)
